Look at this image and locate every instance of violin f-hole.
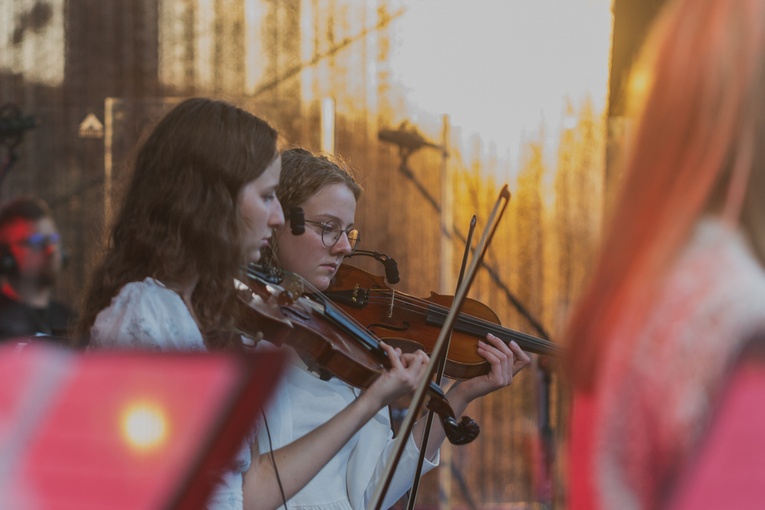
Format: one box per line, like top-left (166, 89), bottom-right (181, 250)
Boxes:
top-left (367, 321), bottom-right (410, 333)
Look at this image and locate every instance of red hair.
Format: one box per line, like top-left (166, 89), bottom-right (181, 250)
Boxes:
top-left (565, 0), bottom-right (765, 390)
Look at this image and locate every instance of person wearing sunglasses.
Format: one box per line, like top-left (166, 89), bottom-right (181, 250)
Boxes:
top-left (0, 195), bottom-right (74, 344)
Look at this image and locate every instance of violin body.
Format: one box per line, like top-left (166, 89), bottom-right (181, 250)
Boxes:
top-left (326, 264), bottom-right (563, 380)
top-left (234, 264), bottom-right (480, 445)
top-left (236, 269), bottom-right (389, 388)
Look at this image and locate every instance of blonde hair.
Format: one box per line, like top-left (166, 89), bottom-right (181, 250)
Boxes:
top-left (261, 147), bottom-right (361, 268)
top-left (566, 0), bottom-right (765, 390)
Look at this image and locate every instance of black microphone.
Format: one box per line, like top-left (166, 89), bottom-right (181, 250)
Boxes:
top-left (378, 122), bottom-right (441, 154)
top-left (346, 249), bottom-right (400, 284)
top-left (0, 104), bottom-right (38, 142)
top-left (289, 206), bottom-right (305, 235)
top-left (380, 256), bottom-right (400, 284)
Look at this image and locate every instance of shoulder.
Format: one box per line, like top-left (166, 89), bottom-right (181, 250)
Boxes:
top-left (90, 278), bottom-right (205, 352)
top-left (669, 217), bottom-right (765, 319)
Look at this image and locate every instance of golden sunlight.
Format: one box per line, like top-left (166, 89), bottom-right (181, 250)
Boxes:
top-left (390, 0), bottom-right (613, 182)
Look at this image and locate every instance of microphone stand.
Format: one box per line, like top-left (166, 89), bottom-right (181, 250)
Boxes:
top-left (367, 186), bottom-right (511, 510)
top-left (0, 103), bottom-right (35, 188)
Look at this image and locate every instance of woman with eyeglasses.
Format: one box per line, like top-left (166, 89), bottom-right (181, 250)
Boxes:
top-left (256, 147), bottom-right (530, 510)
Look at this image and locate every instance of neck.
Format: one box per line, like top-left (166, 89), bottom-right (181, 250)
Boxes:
top-left (2, 279), bottom-right (51, 308)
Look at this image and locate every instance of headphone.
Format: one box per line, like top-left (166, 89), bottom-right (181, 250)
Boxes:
top-left (0, 243), bottom-right (17, 276)
top-left (0, 240), bottom-right (68, 276)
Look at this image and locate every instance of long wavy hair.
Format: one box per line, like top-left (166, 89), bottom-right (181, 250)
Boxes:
top-left (76, 98), bottom-right (278, 349)
top-left (261, 147), bottom-right (362, 268)
top-left (565, 0), bottom-right (765, 391)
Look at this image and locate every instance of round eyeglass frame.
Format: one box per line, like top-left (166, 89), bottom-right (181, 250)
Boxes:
top-left (304, 220), bottom-right (360, 251)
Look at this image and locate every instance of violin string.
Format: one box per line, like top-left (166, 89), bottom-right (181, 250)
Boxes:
top-left (360, 289), bottom-right (558, 353)
top-left (289, 269), bottom-right (392, 355)
top-left (365, 289), bottom-right (530, 344)
top-left (296, 270), bottom-right (470, 441)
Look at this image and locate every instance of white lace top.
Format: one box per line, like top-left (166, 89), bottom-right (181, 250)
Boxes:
top-left (90, 278), bottom-right (253, 510)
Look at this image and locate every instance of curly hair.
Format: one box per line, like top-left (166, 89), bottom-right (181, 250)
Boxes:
top-left (261, 147), bottom-right (362, 268)
top-left (76, 98), bottom-right (278, 349)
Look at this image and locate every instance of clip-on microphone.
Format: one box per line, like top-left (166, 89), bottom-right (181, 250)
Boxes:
top-left (289, 206), bottom-right (305, 235)
top-left (345, 249), bottom-right (400, 284)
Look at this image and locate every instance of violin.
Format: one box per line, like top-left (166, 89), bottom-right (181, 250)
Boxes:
top-left (324, 263), bottom-right (563, 380)
top-left (233, 263), bottom-right (480, 446)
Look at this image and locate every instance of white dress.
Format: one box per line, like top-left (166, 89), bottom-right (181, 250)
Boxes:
top-left (257, 347), bottom-right (439, 510)
top-left (90, 278), bottom-right (253, 510)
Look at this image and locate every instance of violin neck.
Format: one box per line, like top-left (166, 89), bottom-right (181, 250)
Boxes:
top-left (303, 294), bottom-right (385, 357)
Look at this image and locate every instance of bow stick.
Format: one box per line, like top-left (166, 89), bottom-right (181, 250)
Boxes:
top-left (404, 214), bottom-right (477, 510)
top-left (367, 185), bottom-right (511, 510)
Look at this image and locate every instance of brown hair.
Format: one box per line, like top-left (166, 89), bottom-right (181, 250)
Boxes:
top-left (0, 196), bottom-right (53, 235)
top-left (76, 98), bottom-right (278, 348)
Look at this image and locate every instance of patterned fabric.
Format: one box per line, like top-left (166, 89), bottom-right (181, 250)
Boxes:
top-left (572, 217), bottom-right (765, 510)
top-left (90, 278), bottom-right (252, 510)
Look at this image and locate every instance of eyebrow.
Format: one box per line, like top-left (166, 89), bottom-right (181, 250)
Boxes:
top-left (307, 214), bottom-right (353, 228)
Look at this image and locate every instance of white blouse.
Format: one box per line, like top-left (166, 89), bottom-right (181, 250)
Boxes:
top-left (90, 278), bottom-right (253, 510)
top-left (257, 346), bottom-right (439, 510)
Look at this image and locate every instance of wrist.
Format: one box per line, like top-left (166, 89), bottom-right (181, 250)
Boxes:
top-left (445, 382), bottom-right (471, 417)
top-left (354, 387), bottom-right (387, 417)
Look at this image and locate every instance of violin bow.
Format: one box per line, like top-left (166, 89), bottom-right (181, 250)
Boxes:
top-left (368, 185), bottom-right (511, 510)
top-left (404, 214), bottom-right (477, 510)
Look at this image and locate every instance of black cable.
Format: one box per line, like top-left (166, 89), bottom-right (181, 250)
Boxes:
top-left (261, 409), bottom-right (288, 509)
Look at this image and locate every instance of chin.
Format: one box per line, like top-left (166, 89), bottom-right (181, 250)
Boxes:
top-left (315, 276), bottom-right (333, 292)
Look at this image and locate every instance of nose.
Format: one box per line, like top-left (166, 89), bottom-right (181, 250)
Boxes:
top-left (331, 231), bottom-right (353, 256)
top-left (270, 199), bottom-right (285, 228)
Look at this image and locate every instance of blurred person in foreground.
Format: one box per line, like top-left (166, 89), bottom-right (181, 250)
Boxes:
top-left (563, 0), bottom-right (765, 508)
top-left (0, 196), bottom-right (74, 344)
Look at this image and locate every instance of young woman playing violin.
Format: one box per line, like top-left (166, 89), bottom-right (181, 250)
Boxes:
top-left (76, 99), bottom-right (431, 510)
top-left (258, 147), bottom-right (531, 510)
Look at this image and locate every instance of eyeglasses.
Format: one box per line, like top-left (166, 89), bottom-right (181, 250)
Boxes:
top-left (10, 233), bottom-right (61, 251)
top-left (304, 220), bottom-right (360, 251)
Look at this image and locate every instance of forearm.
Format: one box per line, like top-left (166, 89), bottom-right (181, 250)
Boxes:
top-left (243, 391), bottom-right (383, 510)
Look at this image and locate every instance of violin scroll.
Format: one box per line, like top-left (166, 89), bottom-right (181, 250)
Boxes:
top-left (425, 385), bottom-right (480, 445)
